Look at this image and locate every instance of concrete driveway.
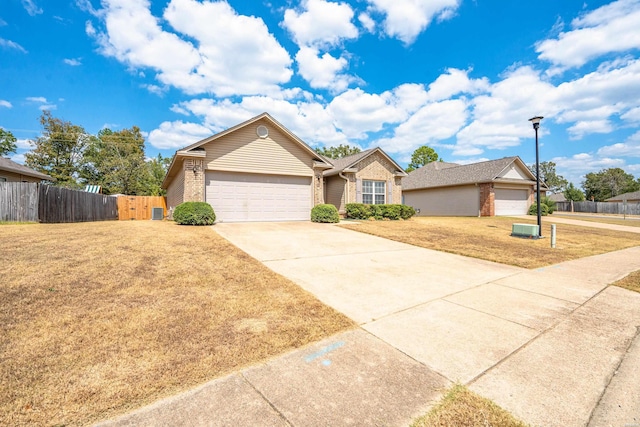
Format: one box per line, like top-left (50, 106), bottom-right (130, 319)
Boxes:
top-left (215, 221), bottom-right (640, 427)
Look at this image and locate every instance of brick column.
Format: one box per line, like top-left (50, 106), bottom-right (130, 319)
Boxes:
top-left (183, 158), bottom-right (205, 202)
top-left (313, 169), bottom-right (324, 205)
top-left (479, 183), bottom-right (495, 217)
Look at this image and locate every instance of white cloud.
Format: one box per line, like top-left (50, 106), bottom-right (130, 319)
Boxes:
top-left (26, 96), bottom-right (57, 111)
top-left (90, 0), bottom-right (292, 97)
top-left (426, 68), bottom-right (490, 102)
top-left (566, 120), bottom-right (614, 140)
top-left (621, 107), bottom-right (640, 122)
top-left (550, 152), bottom-right (627, 186)
top-left (0, 18), bottom-right (7, 26)
top-left (22, 0), bottom-right (43, 16)
top-left (141, 83), bottom-right (168, 96)
top-left (368, 0), bottom-right (460, 44)
top-left (282, 0), bottom-right (358, 48)
top-left (358, 12), bottom-right (375, 33)
top-left (15, 138), bottom-right (33, 149)
top-left (85, 20), bottom-right (96, 36)
top-left (377, 99), bottom-right (469, 154)
top-left (63, 58), bottom-right (82, 66)
top-left (597, 131), bottom-right (640, 157)
top-left (147, 120), bottom-right (213, 149)
top-left (536, 0), bottom-right (640, 71)
top-left (295, 46), bottom-right (353, 92)
top-left (0, 100), bottom-right (11, 108)
top-left (11, 153), bottom-right (26, 164)
top-left (0, 38), bottom-right (27, 53)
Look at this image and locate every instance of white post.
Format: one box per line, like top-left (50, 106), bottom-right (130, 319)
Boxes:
top-left (551, 224), bottom-right (556, 248)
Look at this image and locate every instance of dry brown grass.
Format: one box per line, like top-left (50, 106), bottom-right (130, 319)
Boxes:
top-left (612, 270), bottom-right (640, 293)
top-left (0, 221), bottom-right (353, 426)
top-left (340, 216), bottom-right (640, 269)
top-left (411, 384), bottom-right (529, 427)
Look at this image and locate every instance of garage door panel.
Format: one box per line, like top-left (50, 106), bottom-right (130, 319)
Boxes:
top-left (206, 171), bottom-right (311, 222)
top-left (495, 189), bottom-right (529, 216)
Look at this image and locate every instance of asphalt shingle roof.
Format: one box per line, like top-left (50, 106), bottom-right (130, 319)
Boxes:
top-left (606, 190), bottom-right (640, 201)
top-left (0, 157), bottom-right (54, 181)
top-left (323, 149), bottom-right (375, 176)
top-left (403, 156), bottom-right (534, 190)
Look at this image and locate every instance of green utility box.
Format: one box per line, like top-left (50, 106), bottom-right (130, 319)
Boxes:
top-left (511, 223), bottom-right (539, 238)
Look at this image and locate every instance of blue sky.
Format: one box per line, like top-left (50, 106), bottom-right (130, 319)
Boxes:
top-left (1, 0), bottom-right (640, 187)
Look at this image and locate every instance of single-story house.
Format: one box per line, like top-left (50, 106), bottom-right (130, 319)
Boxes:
top-left (402, 156), bottom-right (542, 216)
top-left (605, 191), bottom-right (640, 203)
top-left (162, 113), bottom-right (406, 222)
top-left (547, 193), bottom-right (567, 202)
top-left (324, 148), bottom-right (407, 214)
top-left (0, 157), bottom-right (54, 182)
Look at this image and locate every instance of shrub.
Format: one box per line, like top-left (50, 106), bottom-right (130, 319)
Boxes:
top-left (345, 203), bottom-right (371, 220)
top-left (173, 202), bottom-right (216, 225)
top-left (311, 204), bottom-right (340, 223)
top-left (541, 196), bottom-right (557, 214)
top-left (528, 202), bottom-right (549, 216)
top-left (345, 203), bottom-right (416, 220)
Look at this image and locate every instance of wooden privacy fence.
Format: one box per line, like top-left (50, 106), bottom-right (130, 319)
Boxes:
top-left (0, 182), bottom-right (39, 222)
top-left (117, 196), bottom-right (167, 220)
top-left (556, 200), bottom-right (640, 216)
top-left (39, 185), bottom-right (118, 223)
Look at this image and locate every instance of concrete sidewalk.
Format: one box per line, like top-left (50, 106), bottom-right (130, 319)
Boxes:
top-left (97, 223), bottom-right (640, 427)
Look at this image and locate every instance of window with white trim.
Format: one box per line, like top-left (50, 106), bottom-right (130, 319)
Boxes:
top-left (363, 180), bottom-right (386, 204)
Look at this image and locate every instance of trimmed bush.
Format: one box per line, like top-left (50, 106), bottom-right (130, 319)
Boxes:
top-left (541, 196), bottom-right (557, 214)
top-left (173, 202), bottom-right (216, 225)
top-left (528, 202), bottom-right (549, 216)
top-left (345, 203), bottom-right (416, 220)
top-left (311, 204), bottom-right (340, 223)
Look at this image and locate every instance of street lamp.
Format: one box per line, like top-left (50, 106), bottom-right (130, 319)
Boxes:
top-left (529, 116), bottom-right (544, 238)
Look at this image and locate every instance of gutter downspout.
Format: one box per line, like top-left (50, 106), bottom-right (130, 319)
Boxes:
top-left (339, 172), bottom-right (349, 212)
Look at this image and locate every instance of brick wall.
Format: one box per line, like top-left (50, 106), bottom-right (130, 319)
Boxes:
top-left (479, 183), bottom-right (495, 217)
top-left (183, 158), bottom-right (205, 202)
top-left (351, 151), bottom-right (403, 204)
top-left (313, 169), bottom-right (324, 205)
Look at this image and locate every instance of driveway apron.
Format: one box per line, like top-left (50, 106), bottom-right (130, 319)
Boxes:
top-left (215, 222), bottom-right (640, 427)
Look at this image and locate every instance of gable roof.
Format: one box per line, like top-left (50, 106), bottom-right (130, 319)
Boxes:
top-left (162, 112), bottom-right (333, 188)
top-left (324, 147), bottom-right (407, 177)
top-left (0, 157), bottom-right (54, 181)
top-left (606, 190), bottom-right (640, 201)
top-left (403, 156), bottom-right (538, 191)
top-left (547, 192), bottom-right (567, 202)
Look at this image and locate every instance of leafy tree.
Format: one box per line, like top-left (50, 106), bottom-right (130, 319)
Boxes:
top-left (406, 145), bottom-right (440, 172)
top-left (25, 111), bottom-right (89, 187)
top-left (582, 168), bottom-right (640, 201)
top-left (81, 127), bottom-right (148, 195)
top-left (140, 154), bottom-right (172, 196)
top-left (315, 144), bottom-right (361, 159)
top-left (563, 182), bottom-right (585, 201)
top-left (527, 161), bottom-right (568, 193)
top-left (0, 128), bottom-right (17, 156)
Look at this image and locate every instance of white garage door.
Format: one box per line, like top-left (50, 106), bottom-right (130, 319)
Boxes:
top-left (494, 189), bottom-right (529, 216)
top-left (205, 171), bottom-right (312, 222)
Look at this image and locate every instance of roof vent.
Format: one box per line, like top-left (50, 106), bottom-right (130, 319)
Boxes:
top-left (256, 125), bottom-right (269, 138)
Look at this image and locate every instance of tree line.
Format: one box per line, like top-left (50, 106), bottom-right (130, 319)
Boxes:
top-left (1, 112), bottom-right (171, 196)
top-left (315, 144), bottom-right (640, 202)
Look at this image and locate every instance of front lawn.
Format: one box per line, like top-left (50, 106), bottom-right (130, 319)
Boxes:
top-left (340, 216), bottom-right (639, 269)
top-left (0, 221), bottom-right (353, 426)
top-left (612, 270), bottom-right (640, 293)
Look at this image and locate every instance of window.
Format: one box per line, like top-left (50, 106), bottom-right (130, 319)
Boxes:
top-left (0, 176), bottom-right (6, 182)
top-left (363, 180), bottom-right (385, 204)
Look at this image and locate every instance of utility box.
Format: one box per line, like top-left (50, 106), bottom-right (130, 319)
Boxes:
top-left (152, 207), bottom-right (164, 220)
top-left (511, 223), bottom-right (539, 238)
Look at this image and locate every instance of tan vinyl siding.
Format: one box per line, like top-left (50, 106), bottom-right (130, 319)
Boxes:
top-left (404, 185), bottom-right (479, 216)
top-left (166, 164), bottom-right (185, 212)
top-left (325, 175), bottom-right (347, 212)
top-left (203, 118), bottom-right (314, 177)
top-left (0, 170), bottom-right (42, 183)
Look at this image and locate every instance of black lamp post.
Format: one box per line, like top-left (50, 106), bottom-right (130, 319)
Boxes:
top-left (529, 116), bottom-right (543, 238)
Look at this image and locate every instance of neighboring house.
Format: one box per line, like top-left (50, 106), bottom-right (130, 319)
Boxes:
top-left (324, 148), bottom-right (407, 214)
top-left (605, 191), bottom-right (640, 203)
top-left (547, 193), bottom-right (567, 202)
top-left (0, 157), bottom-right (54, 183)
top-left (402, 156), bottom-right (542, 216)
top-left (162, 112), bottom-right (334, 222)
